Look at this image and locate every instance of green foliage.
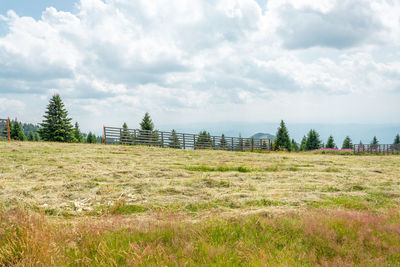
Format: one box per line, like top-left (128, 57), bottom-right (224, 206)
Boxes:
top-left (10, 120), bottom-right (26, 141)
top-left (326, 135), bottom-right (336, 148)
top-left (27, 131), bottom-right (34, 141)
top-left (185, 165), bottom-right (252, 172)
top-left (168, 129), bottom-right (181, 149)
top-left (86, 132), bottom-right (97, 143)
top-left (121, 123), bottom-right (132, 144)
top-left (305, 129), bottom-right (321, 150)
top-left (299, 136), bottom-right (307, 151)
top-left (38, 95), bottom-right (75, 142)
top-left (291, 139), bottom-right (299, 152)
top-left (275, 120), bottom-right (291, 151)
top-left (21, 122), bottom-right (39, 138)
top-left (196, 131), bottom-right (212, 149)
top-left (370, 136), bottom-right (379, 149)
top-left (34, 132), bottom-right (40, 141)
top-left (394, 134), bottom-right (400, 145)
top-left (73, 122), bottom-right (83, 143)
top-left (342, 136), bottom-right (353, 149)
top-left (140, 112), bottom-right (154, 131)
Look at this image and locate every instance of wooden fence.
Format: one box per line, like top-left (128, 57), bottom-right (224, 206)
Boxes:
top-left (0, 118), bottom-right (10, 141)
top-left (103, 126), bottom-right (271, 152)
top-left (354, 144), bottom-right (400, 154)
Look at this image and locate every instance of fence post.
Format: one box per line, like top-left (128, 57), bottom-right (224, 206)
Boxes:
top-left (231, 137), bottom-right (234, 151)
top-left (102, 125), bottom-right (105, 144)
top-left (120, 128), bottom-right (122, 144)
top-left (251, 138), bottom-right (254, 152)
top-left (183, 134), bottom-right (186, 149)
top-left (161, 132), bottom-right (164, 147)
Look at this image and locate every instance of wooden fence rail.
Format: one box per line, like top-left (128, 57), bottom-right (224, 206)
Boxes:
top-left (354, 144), bottom-right (400, 154)
top-left (103, 126), bottom-right (271, 152)
top-left (0, 118), bottom-right (10, 141)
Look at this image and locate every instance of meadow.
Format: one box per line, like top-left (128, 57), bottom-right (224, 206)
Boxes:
top-left (1, 141), bottom-right (400, 266)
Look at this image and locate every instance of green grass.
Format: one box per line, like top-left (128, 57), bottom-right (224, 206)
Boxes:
top-left (184, 165), bottom-right (253, 172)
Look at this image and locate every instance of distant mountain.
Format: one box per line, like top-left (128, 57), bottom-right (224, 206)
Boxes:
top-left (251, 133), bottom-right (274, 141)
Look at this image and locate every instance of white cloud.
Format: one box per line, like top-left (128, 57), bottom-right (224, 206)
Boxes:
top-left (0, 0), bottom-right (399, 132)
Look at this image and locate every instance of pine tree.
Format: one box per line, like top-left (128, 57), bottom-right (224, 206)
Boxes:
top-left (342, 136), bottom-right (353, 149)
top-left (27, 131), bottom-right (34, 141)
top-left (168, 129), bottom-right (181, 148)
top-left (393, 134), bottom-right (400, 145)
top-left (73, 122), bottom-right (83, 143)
top-left (196, 131), bottom-right (212, 149)
top-left (275, 120), bottom-right (291, 151)
top-left (34, 132), bottom-right (40, 141)
top-left (86, 132), bottom-right (97, 143)
top-left (370, 136), bottom-right (379, 149)
top-left (238, 134), bottom-right (244, 151)
top-left (220, 134), bottom-right (227, 149)
top-left (38, 95), bottom-right (74, 142)
top-left (140, 112), bottom-right (154, 131)
top-left (10, 120), bottom-right (26, 141)
top-left (326, 135), bottom-right (336, 148)
top-left (299, 136), bottom-right (307, 151)
top-left (121, 122), bottom-right (132, 144)
top-left (291, 139), bottom-right (299, 152)
top-left (305, 129), bottom-right (321, 150)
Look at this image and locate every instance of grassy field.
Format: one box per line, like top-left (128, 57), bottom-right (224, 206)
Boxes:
top-left (1, 141), bottom-right (400, 266)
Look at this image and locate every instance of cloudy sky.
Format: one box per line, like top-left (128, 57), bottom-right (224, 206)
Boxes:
top-left (0, 0), bottom-right (399, 139)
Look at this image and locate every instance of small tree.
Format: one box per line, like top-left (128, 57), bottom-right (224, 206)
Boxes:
top-left (140, 112), bottom-right (154, 131)
top-left (370, 136), bottom-right (379, 149)
top-left (10, 120), bottom-right (26, 141)
top-left (86, 132), bottom-right (97, 143)
top-left (27, 132), bottom-right (34, 141)
top-left (299, 136), bottom-right (307, 151)
top-left (238, 134), bottom-right (244, 151)
top-left (393, 134), bottom-right (400, 145)
top-left (38, 94), bottom-right (74, 142)
top-left (196, 131), bottom-right (212, 149)
top-left (220, 134), bottom-right (227, 149)
top-left (121, 122), bottom-right (132, 144)
top-left (291, 139), bottom-right (299, 152)
top-left (305, 129), bottom-right (321, 150)
top-left (326, 135), bottom-right (336, 148)
top-left (168, 129), bottom-right (181, 148)
top-left (34, 132), bottom-right (40, 141)
top-left (342, 136), bottom-right (353, 149)
top-left (73, 122), bottom-right (83, 143)
top-left (275, 120), bottom-right (291, 151)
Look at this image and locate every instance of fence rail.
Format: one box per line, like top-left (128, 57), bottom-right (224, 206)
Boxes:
top-left (103, 126), bottom-right (271, 152)
top-left (0, 118), bottom-right (10, 141)
top-left (354, 144), bottom-right (400, 154)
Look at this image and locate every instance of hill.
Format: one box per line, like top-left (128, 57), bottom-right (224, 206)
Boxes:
top-left (251, 132), bottom-right (274, 141)
top-left (0, 141), bottom-right (399, 265)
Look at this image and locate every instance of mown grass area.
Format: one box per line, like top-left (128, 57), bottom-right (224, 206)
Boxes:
top-left (0, 141), bottom-right (400, 265)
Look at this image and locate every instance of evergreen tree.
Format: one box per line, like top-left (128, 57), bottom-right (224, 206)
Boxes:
top-left (291, 139), bottom-right (299, 152)
top-left (38, 95), bottom-right (74, 142)
top-left (196, 131), bottom-right (212, 149)
top-left (244, 139), bottom-right (251, 150)
top-left (275, 120), bottom-right (291, 151)
top-left (73, 122), bottom-right (83, 143)
top-left (27, 131), bottom-right (34, 141)
top-left (326, 135), bottom-right (336, 148)
top-left (168, 129), bottom-right (181, 148)
top-left (370, 136), bottom-right (379, 149)
top-left (305, 129), bottom-right (321, 150)
top-left (10, 120), bottom-right (26, 141)
top-left (342, 136), bottom-right (353, 149)
top-left (393, 134), bottom-right (400, 145)
top-left (299, 136), bottom-right (307, 151)
top-left (220, 134), bottom-right (227, 149)
top-left (140, 112), bottom-right (154, 131)
top-left (34, 132), bottom-right (40, 141)
top-left (86, 132), bottom-right (97, 143)
top-left (121, 122), bottom-right (132, 144)
top-left (238, 134), bottom-right (244, 151)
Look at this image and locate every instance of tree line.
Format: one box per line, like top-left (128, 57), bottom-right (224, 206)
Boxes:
top-left (273, 120), bottom-right (400, 152)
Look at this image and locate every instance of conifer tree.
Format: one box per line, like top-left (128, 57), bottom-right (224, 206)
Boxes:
top-left (27, 132), bottom-right (34, 141)
top-left (140, 112), bottom-right (154, 131)
top-left (370, 136), bottom-right (379, 149)
top-left (86, 132), bottom-right (97, 143)
top-left (34, 132), bottom-right (40, 141)
top-left (238, 134), bottom-right (244, 151)
top-left (121, 122), bottom-right (132, 144)
top-left (10, 120), bottom-right (26, 141)
top-left (393, 134), bottom-right (400, 145)
top-left (196, 131), bottom-right (212, 149)
top-left (275, 120), bottom-right (291, 151)
top-left (299, 136), bottom-right (307, 151)
top-left (73, 122), bottom-right (83, 143)
top-left (326, 135), bottom-right (336, 148)
top-left (168, 129), bottom-right (181, 148)
top-left (305, 129), bottom-right (321, 150)
top-left (220, 134), bottom-right (227, 149)
top-left (38, 95), bottom-right (74, 142)
top-left (291, 139), bottom-right (299, 152)
top-left (342, 136), bottom-right (353, 149)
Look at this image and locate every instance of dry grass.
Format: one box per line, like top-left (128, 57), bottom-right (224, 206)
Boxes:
top-left (1, 141), bottom-right (399, 217)
top-left (1, 141), bottom-right (400, 265)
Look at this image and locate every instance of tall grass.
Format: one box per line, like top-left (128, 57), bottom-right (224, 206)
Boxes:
top-left (1, 208), bottom-right (400, 266)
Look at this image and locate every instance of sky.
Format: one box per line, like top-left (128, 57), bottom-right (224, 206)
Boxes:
top-left (0, 0), bottom-right (399, 142)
